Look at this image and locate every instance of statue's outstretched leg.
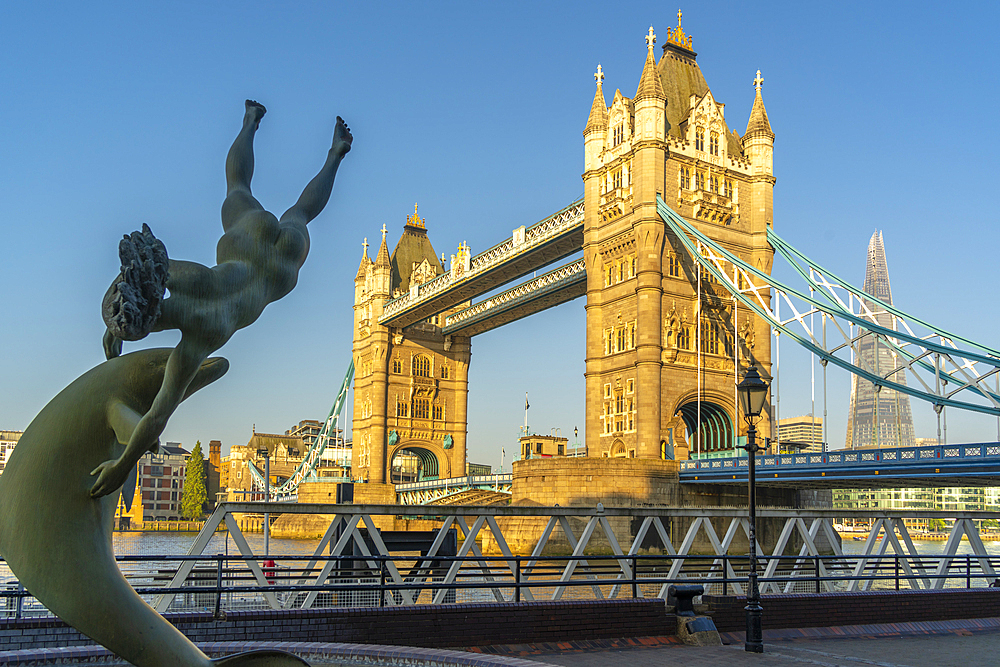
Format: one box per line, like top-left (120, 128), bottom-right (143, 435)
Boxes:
top-left (221, 100), bottom-right (267, 231)
top-left (279, 117), bottom-right (352, 227)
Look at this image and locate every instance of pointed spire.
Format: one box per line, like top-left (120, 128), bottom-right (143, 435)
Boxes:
top-left (635, 26), bottom-right (665, 101)
top-left (584, 64), bottom-right (608, 134)
top-left (355, 237), bottom-right (371, 280)
top-left (745, 69), bottom-right (774, 139)
top-left (375, 224), bottom-right (391, 267)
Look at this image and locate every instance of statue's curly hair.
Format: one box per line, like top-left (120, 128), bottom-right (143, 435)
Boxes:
top-left (102, 224), bottom-right (169, 341)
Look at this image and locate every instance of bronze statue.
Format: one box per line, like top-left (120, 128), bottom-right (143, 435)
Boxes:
top-left (0, 100), bottom-right (353, 666)
top-left (93, 100), bottom-right (352, 499)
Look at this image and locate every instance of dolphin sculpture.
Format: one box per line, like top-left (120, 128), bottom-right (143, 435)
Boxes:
top-left (0, 348), bottom-right (308, 666)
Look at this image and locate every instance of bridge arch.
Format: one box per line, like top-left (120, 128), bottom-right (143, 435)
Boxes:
top-left (672, 393), bottom-right (736, 458)
top-left (389, 440), bottom-right (451, 482)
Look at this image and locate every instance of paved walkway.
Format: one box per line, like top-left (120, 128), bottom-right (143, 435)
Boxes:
top-left (470, 619), bottom-right (1000, 667)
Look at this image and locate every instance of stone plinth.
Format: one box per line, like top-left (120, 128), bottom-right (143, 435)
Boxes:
top-left (483, 457), bottom-right (803, 555)
top-left (272, 481), bottom-right (398, 538)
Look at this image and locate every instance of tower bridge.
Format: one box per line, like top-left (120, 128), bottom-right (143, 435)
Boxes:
top-left (282, 14), bottom-right (1000, 504)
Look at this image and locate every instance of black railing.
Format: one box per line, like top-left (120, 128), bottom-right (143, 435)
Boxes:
top-left (3, 552), bottom-right (1000, 618)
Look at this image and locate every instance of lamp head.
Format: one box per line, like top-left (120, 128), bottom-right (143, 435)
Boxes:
top-left (738, 364), bottom-right (769, 420)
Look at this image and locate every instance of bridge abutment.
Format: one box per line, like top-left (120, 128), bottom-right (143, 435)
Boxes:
top-left (483, 457), bottom-right (822, 555)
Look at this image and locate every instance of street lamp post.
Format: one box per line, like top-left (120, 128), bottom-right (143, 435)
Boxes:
top-left (737, 364), bottom-right (769, 654)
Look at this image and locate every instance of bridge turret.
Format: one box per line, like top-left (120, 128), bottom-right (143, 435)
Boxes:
top-left (354, 238), bottom-right (371, 305)
top-left (583, 64), bottom-right (608, 172)
top-left (371, 225), bottom-right (393, 300)
top-left (742, 70), bottom-right (775, 229)
top-left (633, 26), bottom-right (666, 143)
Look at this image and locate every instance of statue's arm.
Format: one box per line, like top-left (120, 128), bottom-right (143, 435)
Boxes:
top-left (108, 401), bottom-right (141, 446)
top-left (91, 339), bottom-right (207, 498)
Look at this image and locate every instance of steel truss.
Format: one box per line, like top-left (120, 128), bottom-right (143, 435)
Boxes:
top-left (657, 196), bottom-right (1000, 416)
top-left (246, 360), bottom-right (355, 500)
top-left (395, 474), bottom-right (513, 505)
top-left (379, 198), bottom-right (584, 327)
top-left (441, 259), bottom-right (585, 336)
top-left (151, 504), bottom-right (1000, 613)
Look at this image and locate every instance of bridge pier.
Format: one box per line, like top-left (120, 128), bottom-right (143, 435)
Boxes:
top-left (486, 457), bottom-right (828, 555)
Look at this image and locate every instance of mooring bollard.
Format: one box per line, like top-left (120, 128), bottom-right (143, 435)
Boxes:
top-left (667, 583), bottom-right (703, 617)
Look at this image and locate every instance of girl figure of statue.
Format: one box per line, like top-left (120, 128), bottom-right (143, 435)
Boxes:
top-left (91, 100), bottom-right (353, 498)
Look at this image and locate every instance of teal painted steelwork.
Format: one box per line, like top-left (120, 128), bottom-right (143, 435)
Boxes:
top-left (247, 359), bottom-right (355, 497)
top-left (394, 447), bottom-right (440, 481)
top-left (656, 196), bottom-right (1000, 417)
top-left (678, 401), bottom-right (734, 455)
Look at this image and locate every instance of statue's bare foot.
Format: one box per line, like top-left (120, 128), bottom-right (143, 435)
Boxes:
top-left (244, 99), bottom-right (267, 129)
top-left (332, 116), bottom-right (353, 156)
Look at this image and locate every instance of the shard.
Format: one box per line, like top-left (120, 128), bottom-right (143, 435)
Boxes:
top-left (845, 231), bottom-right (916, 449)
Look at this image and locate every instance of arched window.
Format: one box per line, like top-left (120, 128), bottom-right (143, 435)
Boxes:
top-left (611, 440), bottom-right (627, 458)
top-left (412, 355), bottom-right (431, 377)
top-left (667, 253), bottom-right (680, 277)
top-left (709, 132), bottom-right (719, 156)
top-left (440, 365), bottom-right (449, 379)
top-left (695, 127), bottom-right (705, 151)
top-left (392, 358), bottom-right (402, 374)
top-left (678, 325), bottom-right (691, 350)
top-left (413, 398), bottom-right (430, 419)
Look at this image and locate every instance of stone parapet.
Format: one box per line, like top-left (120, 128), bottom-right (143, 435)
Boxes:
top-left (512, 457), bottom-right (680, 507)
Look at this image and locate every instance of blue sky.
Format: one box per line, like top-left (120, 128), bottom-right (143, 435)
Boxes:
top-left (2, 1), bottom-right (999, 468)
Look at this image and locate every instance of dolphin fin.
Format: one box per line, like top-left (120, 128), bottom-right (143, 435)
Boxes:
top-left (121, 462), bottom-right (138, 513)
top-left (212, 649), bottom-right (310, 666)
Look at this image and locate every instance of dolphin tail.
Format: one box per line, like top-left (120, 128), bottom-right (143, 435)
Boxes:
top-left (212, 650), bottom-right (310, 666)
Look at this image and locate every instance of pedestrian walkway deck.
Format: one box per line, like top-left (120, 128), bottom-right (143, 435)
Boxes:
top-left (482, 617), bottom-right (1000, 666)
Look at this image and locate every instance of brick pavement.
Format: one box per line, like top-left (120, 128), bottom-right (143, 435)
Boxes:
top-left (490, 619), bottom-right (1000, 667)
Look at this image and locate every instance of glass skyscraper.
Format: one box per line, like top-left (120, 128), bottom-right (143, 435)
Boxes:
top-left (844, 231), bottom-right (915, 449)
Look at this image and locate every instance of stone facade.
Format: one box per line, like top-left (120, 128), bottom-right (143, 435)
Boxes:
top-left (351, 207), bottom-right (471, 484)
top-left (583, 17), bottom-right (775, 462)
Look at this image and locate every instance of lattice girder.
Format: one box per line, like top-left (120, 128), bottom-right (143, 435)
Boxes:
top-left (656, 195), bottom-right (1000, 416)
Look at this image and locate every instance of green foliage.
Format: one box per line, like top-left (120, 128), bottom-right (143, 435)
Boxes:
top-left (928, 518), bottom-right (948, 533)
top-left (180, 441), bottom-right (208, 520)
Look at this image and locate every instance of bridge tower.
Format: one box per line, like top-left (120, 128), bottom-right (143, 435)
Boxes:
top-left (351, 207), bottom-right (472, 485)
top-left (583, 15), bottom-right (775, 461)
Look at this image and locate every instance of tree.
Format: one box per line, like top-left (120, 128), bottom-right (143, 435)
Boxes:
top-left (180, 441), bottom-right (208, 520)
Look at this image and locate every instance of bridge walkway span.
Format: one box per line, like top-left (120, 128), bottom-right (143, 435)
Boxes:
top-left (680, 442), bottom-right (1000, 488)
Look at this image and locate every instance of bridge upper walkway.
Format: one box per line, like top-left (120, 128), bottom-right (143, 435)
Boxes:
top-left (379, 198), bottom-right (583, 329)
top-left (680, 442), bottom-right (1000, 488)
top-left (395, 473), bottom-right (513, 505)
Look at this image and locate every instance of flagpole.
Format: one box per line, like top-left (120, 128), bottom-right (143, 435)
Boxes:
top-left (524, 392), bottom-right (529, 437)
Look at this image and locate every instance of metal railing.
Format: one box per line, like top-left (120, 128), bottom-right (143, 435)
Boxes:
top-left (4, 551), bottom-right (1000, 619)
top-left (680, 442), bottom-right (1000, 474)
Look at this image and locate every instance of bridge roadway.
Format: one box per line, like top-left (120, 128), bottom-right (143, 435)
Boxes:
top-left (379, 198), bottom-right (584, 330)
top-left (680, 442), bottom-right (1000, 488)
